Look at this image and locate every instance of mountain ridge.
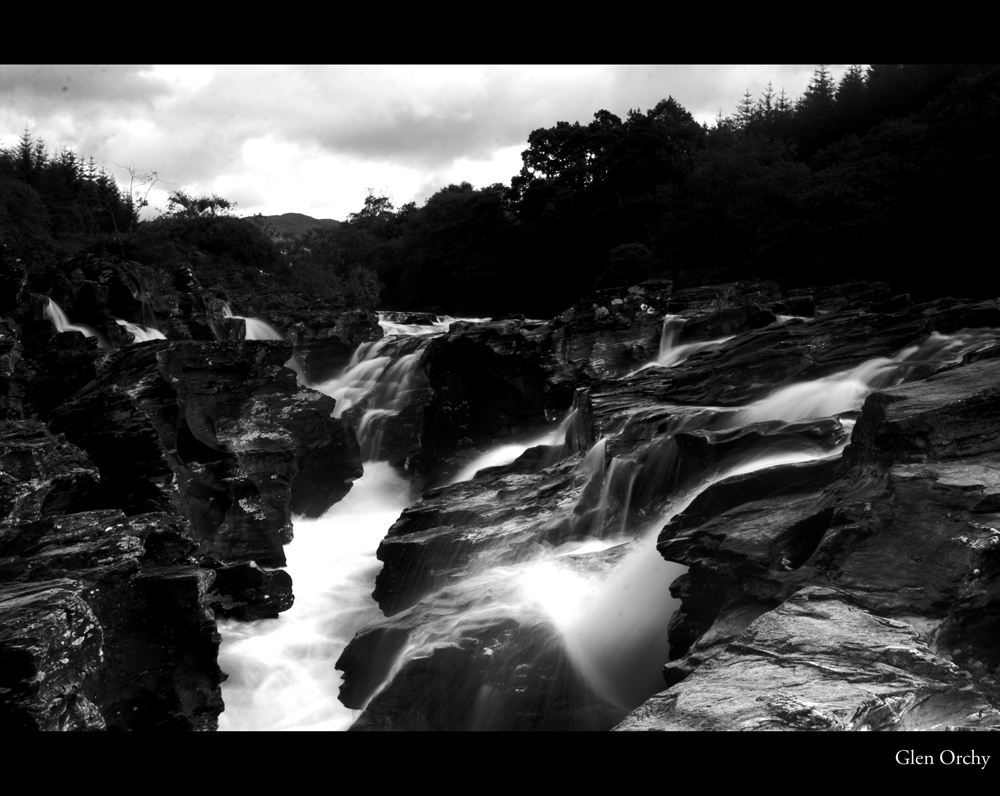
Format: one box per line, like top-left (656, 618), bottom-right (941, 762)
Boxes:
top-left (263, 212), bottom-right (341, 236)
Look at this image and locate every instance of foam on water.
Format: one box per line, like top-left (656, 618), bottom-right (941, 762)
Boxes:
top-left (218, 462), bottom-right (412, 731)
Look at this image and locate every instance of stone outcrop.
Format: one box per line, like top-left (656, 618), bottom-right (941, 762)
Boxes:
top-left (617, 339), bottom-right (1000, 730)
top-left (0, 253), bottom-right (371, 730)
top-left (340, 284), bottom-right (1000, 732)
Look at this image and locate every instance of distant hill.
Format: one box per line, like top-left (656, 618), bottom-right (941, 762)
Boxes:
top-left (264, 213), bottom-right (341, 237)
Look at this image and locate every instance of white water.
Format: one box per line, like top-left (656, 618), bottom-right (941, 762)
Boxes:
top-left (630, 314), bottom-right (734, 375)
top-left (377, 313), bottom-right (490, 337)
top-left (217, 313), bottom-right (1000, 730)
top-left (522, 439), bottom-right (847, 713)
top-left (450, 410), bottom-right (578, 485)
top-left (219, 314), bottom-right (458, 729)
top-left (218, 462), bottom-right (412, 731)
top-left (44, 298), bottom-right (108, 347)
top-left (222, 302), bottom-right (285, 341)
top-left (727, 328), bottom-right (996, 427)
top-left (115, 319), bottom-right (167, 343)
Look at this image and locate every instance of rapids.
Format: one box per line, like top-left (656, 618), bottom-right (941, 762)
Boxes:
top-left (217, 311), bottom-right (999, 730)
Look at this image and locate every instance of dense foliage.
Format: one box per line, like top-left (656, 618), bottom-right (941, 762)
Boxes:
top-left (369, 64), bottom-right (999, 315)
top-left (3, 64), bottom-right (997, 316)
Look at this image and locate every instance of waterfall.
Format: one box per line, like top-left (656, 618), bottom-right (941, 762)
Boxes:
top-left (221, 302), bottom-right (285, 341)
top-left (450, 409), bottom-right (577, 484)
top-left (378, 313), bottom-right (490, 337)
top-left (217, 314), bottom-right (459, 729)
top-left (116, 319), bottom-right (167, 343)
top-left (218, 461), bottom-right (412, 730)
top-left (727, 328), bottom-right (995, 427)
top-left (629, 314), bottom-right (734, 375)
top-left (218, 315), bottom-right (1000, 731)
top-left (312, 334), bottom-right (431, 461)
top-left (220, 302), bottom-right (305, 381)
top-left (43, 298), bottom-right (108, 347)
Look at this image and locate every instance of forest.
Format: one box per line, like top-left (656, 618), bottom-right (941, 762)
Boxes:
top-left (2, 64), bottom-right (997, 317)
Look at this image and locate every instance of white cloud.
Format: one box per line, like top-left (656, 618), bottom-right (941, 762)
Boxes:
top-left (2, 64), bottom-right (857, 222)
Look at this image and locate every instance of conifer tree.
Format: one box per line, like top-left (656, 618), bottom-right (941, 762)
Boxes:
top-left (16, 127), bottom-right (34, 182)
top-left (756, 82), bottom-right (776, 133)
top-left (735, 87), bottom-right (756, 130)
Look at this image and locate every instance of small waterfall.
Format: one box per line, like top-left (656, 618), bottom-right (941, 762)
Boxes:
top-left (659, 314), bottom-right (685, 358)
top-left (313, 335), bottom-right (431, 462)
top-left (221, 302), bottom-right (304, 381)
top-left (116, 319), bottom-right (167, 343)
top-left (218, 462), bottom-right (413, 730)
top-left (217, 308), bottom-right (1000, 730)
top-left (43, 298), bottom-right (108, 347)
top-left (222, 302), bottom-right (285, 341)
top-left (629, 315), bottom-right (734, 375)
top-left (540, 439), bottom-right (845, 714)
top-left (728, 328), bottom-right (996, 427)
top-left (377, 313), bottom-right (490, 337)
top-left (219, 314), bottom-right (463, 730)
top-left (450, 408), bottom-right (578, 485)
top-left (591, 457), bottom-right (638, 539)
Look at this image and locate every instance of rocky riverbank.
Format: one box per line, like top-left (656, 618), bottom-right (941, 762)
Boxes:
top-left (4, 245), bottom-right (1000, 731)
top-left (0, 251), bottom-right (369, 729)
top-left (337, 282), bottom-right (1000, 731)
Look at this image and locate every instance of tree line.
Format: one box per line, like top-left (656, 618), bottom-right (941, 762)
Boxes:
top-left (3, 64), bottom-right (998, 315)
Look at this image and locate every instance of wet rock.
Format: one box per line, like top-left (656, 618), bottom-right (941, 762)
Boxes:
top-left (630, 336), bottom-right (1000, 730)
top-left (0, 510), bottom-right (224, 730)
top-left (46, 340), bottom-right (361, 566)
top-left (0, 580), bottom-right (105, 731)
top-left (285, 308), bottom-right (382, 384)
top-left (615, 586), bottom-right (1000, 731)
top-left (0, 420), bottom-right (100, 528)
top-left (845, 355), bottom-right (1000, 470)
top-left (207, 562), bottom-right (293, 620)
top-left (418, 318), bottom-right (556, 469)
top-left (342, 603), bottom-right (620, 731)
top-left (0, 319), bottom-right (26, 420)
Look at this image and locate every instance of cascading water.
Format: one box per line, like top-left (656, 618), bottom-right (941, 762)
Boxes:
top-left (630, 314), bottom-right (734, 375)
top-left (221, 302), bottom-right (285, 341)
top-left (218, 315), bottom-right (1000, 730)
top-left (44, 296), bottom-right (165, 346)
top-left (218, 461), bottom-right (412, 730)
top-left (115, 319), bottom-right (167, 343)
top-left (450, 409), bottom-right (578, 485)
top-left (218, 314), bottom-right (477, 730)
top-left (43, 298), bottom-right (108, 347)
top-left (725, 328), bottom-right (996, 427)
top-left (378, 313), bottom-right (489, 337)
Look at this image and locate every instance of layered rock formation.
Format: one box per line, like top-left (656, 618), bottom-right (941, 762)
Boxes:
top-left (337, 282), bottom-right (1000, 732)
top-left (0, 252), bottom-right (367, 729)
top-left (8, 245), bottom-right (1000, 733)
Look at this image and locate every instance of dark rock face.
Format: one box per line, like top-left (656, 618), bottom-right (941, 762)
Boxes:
top-left (619, 341), bottom-right (1000, 730)
top-left (283, 309), bottom-right (382, 384)
top-left (0, 580), bottom-right (105, 731)
top-left (45, 340), bottom-right (361, 567)
top-left (419, 318), bottom-right (557, 468)
top-left (1, 254), bottom-right (369, 730)
top-left (340, 285), bottom-right (1000, 733)
top-left (0, 504), bottom-right (224, 730)
top-left (344, 613), bottom-right (620, 731)
top-left (616, 585), bottom-right (999, 731)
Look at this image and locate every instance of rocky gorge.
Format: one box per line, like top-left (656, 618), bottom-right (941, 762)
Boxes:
top-left (3, 247), bottom-right (1000, 732)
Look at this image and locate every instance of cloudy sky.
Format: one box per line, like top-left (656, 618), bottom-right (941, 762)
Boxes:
top-left (0, 65), bottom-right (850, 223)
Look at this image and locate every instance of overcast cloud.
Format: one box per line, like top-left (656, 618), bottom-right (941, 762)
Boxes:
top-left (0, 64), bottom-right (849, 222)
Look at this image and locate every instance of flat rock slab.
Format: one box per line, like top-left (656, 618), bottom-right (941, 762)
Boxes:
top-left (614, 586), bottom-right (1000, 731)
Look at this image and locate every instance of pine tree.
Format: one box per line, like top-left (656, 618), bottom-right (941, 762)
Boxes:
top-left (735, 87), bottom-right (757, 130)
top-left (16, 127), bottom-right (34, 182)
top-left (757, 81), bottom-right (776, 132)
top-left (794, 65), bottom-right (839, 159)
